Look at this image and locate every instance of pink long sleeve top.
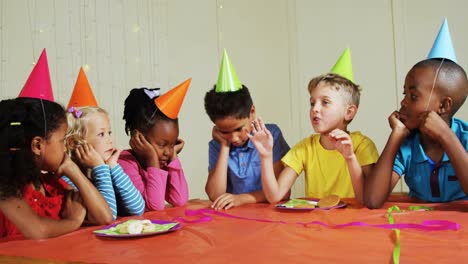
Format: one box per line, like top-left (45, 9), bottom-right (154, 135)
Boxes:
top-left (118, 150), bottom-right (189, 211)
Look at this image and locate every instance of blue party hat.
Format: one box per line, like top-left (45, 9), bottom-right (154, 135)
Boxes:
top-left (427, 18), bottom-right (457, 63)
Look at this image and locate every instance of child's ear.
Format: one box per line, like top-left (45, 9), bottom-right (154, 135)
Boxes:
top-left (65, 135), bottom-right (82, 151)
top-left (249, 105), bottom-right (256, 119)
top-left (131, 129), bottom-right (141, 137)
top-left (345, 104), bottom-right (358, 122)
top-left (31, 136), bottom-right (45, 156)
top-left (437, 96), bottom-right (453, 115)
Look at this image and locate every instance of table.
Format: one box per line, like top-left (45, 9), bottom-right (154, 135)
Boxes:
top-left (0, 196), bottom-right (467, 263)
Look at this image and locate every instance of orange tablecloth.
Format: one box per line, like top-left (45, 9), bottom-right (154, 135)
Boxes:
top-left (0, 196), bottom-right (467, 263)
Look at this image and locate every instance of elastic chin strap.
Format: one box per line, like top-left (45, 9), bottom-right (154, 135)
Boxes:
top-left (39, 99), bottom-right (47, 171)
top-left (425, 58), bottom-right (445, 111)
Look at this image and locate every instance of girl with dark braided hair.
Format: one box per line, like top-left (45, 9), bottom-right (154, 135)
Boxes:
top-left (119, 87), bottom-right (188, 211)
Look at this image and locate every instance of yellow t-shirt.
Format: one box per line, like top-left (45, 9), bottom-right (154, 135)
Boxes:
top-left (281, 132), bottom-right (379, 198)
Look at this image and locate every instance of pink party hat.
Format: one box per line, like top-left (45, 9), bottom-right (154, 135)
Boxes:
top-left (18, 49), bottom-right (54, 101)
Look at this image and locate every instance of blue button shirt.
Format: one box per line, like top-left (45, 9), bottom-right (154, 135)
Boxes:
top-left (208, 124), bottom-right (290, 194)
top-left (393, 118), bottom-right (468, 202)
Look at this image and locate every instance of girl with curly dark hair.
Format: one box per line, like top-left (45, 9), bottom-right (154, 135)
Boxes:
top-left (0, 98), bottom-right (112, 239)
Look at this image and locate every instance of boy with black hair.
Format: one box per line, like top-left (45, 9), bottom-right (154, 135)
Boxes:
top-left (365, 19), bottom-right (468, 208)
top-left (365, 58), bottom-right (468, 208)
top-left (204, 51), bottom-right (290, 210)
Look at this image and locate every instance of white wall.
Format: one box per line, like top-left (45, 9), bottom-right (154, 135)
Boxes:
top-left (0, 0), bottom-right (467, 198)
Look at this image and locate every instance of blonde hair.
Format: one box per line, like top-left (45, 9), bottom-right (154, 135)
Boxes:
top-left (65, 106), bottom-right (108, 153)
top-left (308, 73), bottom-right (361, 107)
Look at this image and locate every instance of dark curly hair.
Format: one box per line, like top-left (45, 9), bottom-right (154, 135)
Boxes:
top-left (0, 98), bottom-right (66, 200)
top-left (204, 85), bottom-right (253, 122)
top-left (123, 88), bottom-right (178, 136)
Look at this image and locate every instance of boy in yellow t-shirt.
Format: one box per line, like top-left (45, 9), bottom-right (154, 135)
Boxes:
top-left (250, 67), bottom-right (378, 204)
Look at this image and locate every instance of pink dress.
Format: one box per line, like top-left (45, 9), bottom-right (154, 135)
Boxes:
top-left (0, 176), bottom-right (68, 239)
top-left (118, 150), bottom-right (189, 211)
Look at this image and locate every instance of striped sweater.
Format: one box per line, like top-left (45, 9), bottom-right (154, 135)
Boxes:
top-left (62, 164), bottom-right (145, 220)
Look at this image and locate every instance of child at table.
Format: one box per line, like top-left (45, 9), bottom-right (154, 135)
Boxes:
top-left (119, 79), bottom-right (191, 211)
top-left (250, 49), bottom-right (379, 204)
top-left (364, 19), bottom-right (468, 208)
top-left (204, 50), bottom-right (290, 210)
top-left (64, 106), bottom-right (145, 219)
top-left (0, 98), bottom-right (111, 239)
top-left (365, 58), bottom-right (468, 208)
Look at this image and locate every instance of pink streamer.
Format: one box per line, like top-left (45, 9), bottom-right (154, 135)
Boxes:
top-left (173, 209), bottom-right (460, 231)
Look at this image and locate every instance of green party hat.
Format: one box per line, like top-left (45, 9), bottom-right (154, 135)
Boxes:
top-left (215, 49), bottom-right (242, 93)
top-left (330, 48), bottom-right (354, 82)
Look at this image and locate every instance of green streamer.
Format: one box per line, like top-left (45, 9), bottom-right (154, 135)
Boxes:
top-left (386, 205), bottom-right (434, 264)
top-left (387, 205), bottom-right (401, 264)
top-left (408, 205), bottom-right (434, 211)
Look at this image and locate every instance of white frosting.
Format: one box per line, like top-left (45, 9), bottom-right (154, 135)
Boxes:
top-left (127, 221), bottom-right (144, 234)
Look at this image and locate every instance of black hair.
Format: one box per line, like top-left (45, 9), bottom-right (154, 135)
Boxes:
top-left (204, 85), bottom-right (253, 122)
top-left (413, 58), bottom-right (467, 79)
top-left (412, 58), bottom-right (468, 115)
top-left (0, 98), bottom-right (66, 200)
top-left (123, 88), bottom-right (178, 136)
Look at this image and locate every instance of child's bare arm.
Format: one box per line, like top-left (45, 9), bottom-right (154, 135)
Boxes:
top-left (250, 118), bottom-right (297, 203)
top-left (263, 167), bottom-right (298, 203)
top-left (273, 160), bottom-right (291, 200)
top-left (329, 129), bottom-right (365, 203)
top-left (420, 111), bottom-right (468, 193)
top-left (57, 155), bottom-right (113, 225)
top-left (205, 126), bottom-right (230, 201)
top-left (346, 155), bottom-right (364, 203)
top-left (365, 112), bottom-right (408, 209)
top-left (210, 154), bottom-right (292, 209)
top-left (0, 193), bottom-right (85, 239)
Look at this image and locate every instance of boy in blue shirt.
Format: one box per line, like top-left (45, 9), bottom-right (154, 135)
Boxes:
top-left (365, 20), bottom-right (468, 208)
top-left (204, 50), bottom-right (290, 210)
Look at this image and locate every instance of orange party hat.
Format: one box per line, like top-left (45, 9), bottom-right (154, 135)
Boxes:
top-left (67, 67), bottom-right (98, 108)
top-left (18, 49), bottom-right (54, 101)
top-left (154, 78), bottom-right (191, 119)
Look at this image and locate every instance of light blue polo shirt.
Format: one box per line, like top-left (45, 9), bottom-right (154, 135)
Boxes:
top-left (208, 124), bottom-right (290, 194)
top-left (393, 118), bottom-right (468, 202)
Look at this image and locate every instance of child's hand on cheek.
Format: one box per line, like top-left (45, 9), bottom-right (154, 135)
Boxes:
top-left (74, 143), bottom-right (105, 169)
top-left (105, 148), bottom-right (122, 169)
top-left (56, 154), bottom-right (81, 178)
top-left (212, 126), bottom-right (230, 147)
top-left (328, 129), bottom-right (354, 160)
top-left (172, 139), bottom-right (185, 161)
top-left (61, 191), bottom-right (86, 225)
top-left (130, 130), bottom-right (159, 168)
top-left (389, 111), bottom-right (410, 137)
top-left (419, 111), bottom-right (449, 141)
